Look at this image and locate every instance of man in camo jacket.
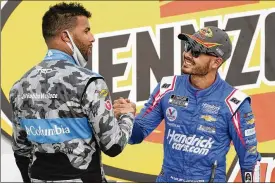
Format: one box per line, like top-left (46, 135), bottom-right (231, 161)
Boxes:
top-left (9, 2), bottom-right (135, 183)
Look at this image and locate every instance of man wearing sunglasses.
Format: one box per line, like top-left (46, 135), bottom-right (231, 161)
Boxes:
top-left (114, 26), bottom-right (261, 182)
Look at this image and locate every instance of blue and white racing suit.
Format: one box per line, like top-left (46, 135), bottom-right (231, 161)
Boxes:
top-left (130, 74), bottom-right (261, 182)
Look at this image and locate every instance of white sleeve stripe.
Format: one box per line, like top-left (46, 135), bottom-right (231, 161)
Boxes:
top-left (225, 89), bottom-right (245, 146)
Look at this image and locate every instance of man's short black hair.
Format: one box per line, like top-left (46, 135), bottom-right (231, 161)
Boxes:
top-left (42, 2), bottom-right (91, 41)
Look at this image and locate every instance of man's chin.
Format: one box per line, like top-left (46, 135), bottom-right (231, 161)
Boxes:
top-left (181, 68), bottom-right (192, 74)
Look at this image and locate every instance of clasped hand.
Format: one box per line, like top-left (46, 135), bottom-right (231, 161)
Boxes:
top-left (113, 97), bottom-right (136, 119)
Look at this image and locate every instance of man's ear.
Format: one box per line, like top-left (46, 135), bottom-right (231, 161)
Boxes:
top-left (212, 57), bottom-right (223, 69)
top-left (61, 31), bottom-right (71, 42)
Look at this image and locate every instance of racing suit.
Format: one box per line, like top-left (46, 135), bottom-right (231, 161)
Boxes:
top-left (129, 74), bottom-right (261, 182)
top-left (9, 49), bottom-right (134, 182)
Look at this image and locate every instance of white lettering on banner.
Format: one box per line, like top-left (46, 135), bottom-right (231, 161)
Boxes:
top-left (245, 127), bottom-right (256, 137)
top-left (92, 8), bottom-right (275, 105)
top-left (167, 129), bottom-right (214, 155)
top-left (21, 93), bottom-right (58, 99)
top-left (25, 125), bottom-right (71, 136)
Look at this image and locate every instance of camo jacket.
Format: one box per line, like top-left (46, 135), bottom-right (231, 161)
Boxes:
top-left (9, 49), bottom-right (134, 182)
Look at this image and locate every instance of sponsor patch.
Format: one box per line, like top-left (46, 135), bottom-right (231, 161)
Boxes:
top-left (246, 118), bottom-right (255, 125)
top-left (168, 95), bottom-right (188, 107)
top-left (167, 129), bottom-right (214, 155)
top-left (167, 122), bottom-right (180, 128)
top-left (245, 127), bottom-right (256, 137)
top-left (244, 112), bottom-right (253, 118)
top-left (201, 103), bottom-right (220, 114)
top-left (197, 125), bottom-right (216, 134)
top-left (244, 172), bottom-right (253, 183)
top-left (200, 115), bottom-right (216, 122)
top-left (47, 50), bottom-right (53, 56)
top-left (246, 137), bottom-right (257, 145)
top-left (95, 89), bottom-right (109, 97)
top-left (37, 68), bottom-right (53, 74)
top-left (248, 146), bottom-right (257, 154)
top-left (230, 97), bottom-right (240, 104)
top-left (161, 83), bottom-right (171, 88)
top-left (99, 89), bottom-right (108, 97)
top-left (198, 27), bottom-right (213, 38)
top-left (25, 125), bottom-right (70, 136)
top-left (166, 107), bottom-right (177, 121)
top-left (105, 100), bottom-right (112, 111)
top-left (21, 93), bottom-right (58, 99)
top-left (216, 47), bottom-right (224, 56)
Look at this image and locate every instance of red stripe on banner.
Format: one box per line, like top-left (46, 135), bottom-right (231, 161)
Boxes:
top-left (160, 1), bottom-right (259, 18)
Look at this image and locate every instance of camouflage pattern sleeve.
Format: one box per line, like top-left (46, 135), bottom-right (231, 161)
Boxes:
top-left (81, 78), bottom-right (134, 157)
top-left (9, 86), bottom-right (32, 182)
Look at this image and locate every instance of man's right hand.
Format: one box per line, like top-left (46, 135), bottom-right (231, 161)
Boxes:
top-left (113, 97), bottom-right (136, 119)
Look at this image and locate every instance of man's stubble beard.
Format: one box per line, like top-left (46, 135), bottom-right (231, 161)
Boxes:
top-left (74, 37), bottom-right (89, 61)
top-left (181, 61), bottom-right (210, 76)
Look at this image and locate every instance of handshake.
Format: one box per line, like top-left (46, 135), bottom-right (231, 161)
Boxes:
top-left (113, 97), bottom-right (136, 119)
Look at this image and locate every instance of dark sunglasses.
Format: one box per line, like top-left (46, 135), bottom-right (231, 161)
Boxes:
top-left (183, 41), bottom-right (218, 58)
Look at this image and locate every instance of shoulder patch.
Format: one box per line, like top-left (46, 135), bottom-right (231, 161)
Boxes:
top-left (142, 76), bottom-right (177, 117)
top-left (159, 76), bottom-right (177, 97)
top-left (225, 89), bottom-right (250, 146)
top-left (225, 89), bottom-right (250, 115)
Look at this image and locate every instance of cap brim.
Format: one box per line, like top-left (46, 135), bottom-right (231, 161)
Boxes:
top-left (178, 33), bottom-right (191, 41)
top-left (178, 33), bottom-right (204, 49)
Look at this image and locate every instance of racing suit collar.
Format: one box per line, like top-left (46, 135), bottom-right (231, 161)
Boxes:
top-left (186, 73), bottom-right (222, 97)
top-left (44, 49), bottom-right (76, 65)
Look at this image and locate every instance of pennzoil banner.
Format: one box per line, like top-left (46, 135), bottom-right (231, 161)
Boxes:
top-left (1, 1), bottom-right (275, 182)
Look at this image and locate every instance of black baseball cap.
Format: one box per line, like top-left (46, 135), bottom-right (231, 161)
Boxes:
top-left (178, 26), bottom-right (232, 61)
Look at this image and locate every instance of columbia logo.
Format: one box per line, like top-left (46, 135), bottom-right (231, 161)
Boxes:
top-left (25, 125), bottom-right (70, 136)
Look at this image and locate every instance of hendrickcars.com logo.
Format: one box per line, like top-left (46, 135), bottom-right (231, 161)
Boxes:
top-left (1, 1), bottom-right (275, 182)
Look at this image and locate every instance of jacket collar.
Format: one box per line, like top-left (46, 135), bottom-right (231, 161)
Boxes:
top-left (185, 73), bottom-right (222, 97)
top-left (44, 49), bottom-right (76, 64)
